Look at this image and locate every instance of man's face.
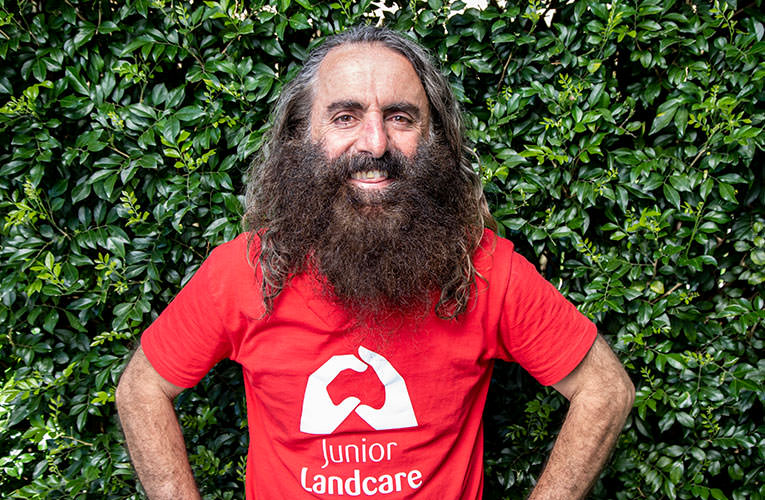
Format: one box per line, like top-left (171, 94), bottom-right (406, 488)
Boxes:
top-left (247, 43), bottom-right (477, 325)
top-left (309, 43), bottom-right (430, 193)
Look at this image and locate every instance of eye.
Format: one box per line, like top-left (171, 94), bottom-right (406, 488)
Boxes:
top-left (332, 114), bottom-right (356, 126)
top-left (389, 114), bottom-right (413, 125)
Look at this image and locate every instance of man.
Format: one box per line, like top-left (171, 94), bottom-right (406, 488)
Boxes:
top-left (115, 26), bottom-right (634, 499)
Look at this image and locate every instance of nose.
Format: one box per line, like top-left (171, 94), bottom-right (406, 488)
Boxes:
top-left (355, 113), bottom-right (388, 158)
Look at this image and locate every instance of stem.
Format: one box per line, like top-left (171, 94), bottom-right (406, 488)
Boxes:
top-left (688, 146), bottom-right (708, 169)
top-left (59, 433), bottom-right (95, 447)
top-left (109, 145), bottom-right (130, 158)
top-left (649, 283), bottom-right (683, 305)
top-left (684, 202), bottom-right (705, 259)
top-left (42, 197), bottom-right (70, 239)
top-left (497, 50), bottom-right (515, 87)
top-left (63, 0), bottom-right (88, 23)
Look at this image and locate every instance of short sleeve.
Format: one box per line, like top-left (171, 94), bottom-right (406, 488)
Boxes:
top-left (497, 251), bottom-right (597, 386)
top-left (141, 235), bottom-right (256, 388)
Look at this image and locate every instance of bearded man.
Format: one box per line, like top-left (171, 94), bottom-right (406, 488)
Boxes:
top-left (116, 26), bottom-right (634, 499)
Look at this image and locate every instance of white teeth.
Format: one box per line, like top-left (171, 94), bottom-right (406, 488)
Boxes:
top-left (352, 170), bottom-right (387, 180)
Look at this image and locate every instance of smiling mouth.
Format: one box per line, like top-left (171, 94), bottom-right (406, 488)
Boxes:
top-left (349, 170), bottom-right (391, 190)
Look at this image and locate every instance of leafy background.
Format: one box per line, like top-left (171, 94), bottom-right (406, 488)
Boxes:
top-left (0, 0), bottom-right (762, 498)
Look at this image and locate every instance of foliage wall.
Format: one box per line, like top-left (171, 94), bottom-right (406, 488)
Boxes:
top-left (0, 0), bottom-right (763, 498)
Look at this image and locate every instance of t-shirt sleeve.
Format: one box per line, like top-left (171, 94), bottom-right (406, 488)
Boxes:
top-left (141, 239), bottom-right (248, 388)
top-left (497, 250), bottom-right (597, 386)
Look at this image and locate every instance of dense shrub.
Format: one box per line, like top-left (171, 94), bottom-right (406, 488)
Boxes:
top-left (0, 0), bottom-right (762, 498)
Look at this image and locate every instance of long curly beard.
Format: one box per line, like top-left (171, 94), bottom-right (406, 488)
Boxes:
top-left (247, 135), bottom-right (479, 329)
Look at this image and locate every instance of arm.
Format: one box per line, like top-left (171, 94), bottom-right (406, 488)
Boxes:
top-left (528, 335), bottom-right (635, 500)
top-left (115, 346), bottom-right (202, 500)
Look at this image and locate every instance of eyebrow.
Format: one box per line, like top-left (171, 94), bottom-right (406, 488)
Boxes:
top-left (326, 100), bottom-right (364, 114)
top-left (325, 100), bottom-right (422, 121)
top-left (382, 102), bottom-right (421, 121)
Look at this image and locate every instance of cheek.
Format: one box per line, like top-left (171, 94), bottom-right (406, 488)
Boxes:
top-left (318, 133), bottom-right (353, 161)
top-left (392, 134), bottom-right (422, 158)
top-left (323, 144), bottom-right (344, 161)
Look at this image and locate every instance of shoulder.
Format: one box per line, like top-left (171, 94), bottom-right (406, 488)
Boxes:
top-left (473, 229), bottom-right (517, 272)
top-left (204, 233), bottom-right (260, 271)
top-left (209, 232), bottom-right (256, 258)
top-left (196, 233), bottom-right (264, 315)
top-left (198, 233), bottom-right (262, 291)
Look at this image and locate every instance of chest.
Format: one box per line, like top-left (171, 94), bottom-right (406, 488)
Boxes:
top-left (234, 284), bottom-right (496, 436)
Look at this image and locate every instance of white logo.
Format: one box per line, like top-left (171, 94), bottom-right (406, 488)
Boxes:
top-left (300, 346), bottom-right (418, 434)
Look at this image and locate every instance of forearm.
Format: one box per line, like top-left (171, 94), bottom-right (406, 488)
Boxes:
top-left (530, 335), bottom-right (635, 499)
top-left (528, 391), bottom-right (631, 499)
top-left (116, 348), bottom-right (201, 500)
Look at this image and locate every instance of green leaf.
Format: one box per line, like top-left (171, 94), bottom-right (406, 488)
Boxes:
top-left (261, 38), bottom-right (285, 58)
top-left (175, 105), bottom-right (206, 121)
top-left (663, 184), bottom-right (681, 208)
top-left (466, 58), bottom-right (494, 73)
top-left (289, 12), bottom-right (311, 30)
top-left (650, 110), bottom-right (675, 134)
top-left (718, 183), bottom-right (737, 203)
top-left (668, 175), bottom-right (691, 192)
top-left (675, 411), bottom-right (693, 427)
top-left (71, 181), bottom-right (91, 204)
top-left (710, 489), bottom-right (729, 500)
top-left (750, 249), bottom-right (765, 266)
top-left (32, 59), bottom-right (47, 81)
top-left (65, 67), bottom-right (90, 96)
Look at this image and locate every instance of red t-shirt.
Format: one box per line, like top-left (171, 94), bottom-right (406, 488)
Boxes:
top-left (142, 230), bottom-right (596, 499)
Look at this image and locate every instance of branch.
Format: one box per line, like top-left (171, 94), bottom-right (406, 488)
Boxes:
top-left (63, 0), bottom-right (88, 23)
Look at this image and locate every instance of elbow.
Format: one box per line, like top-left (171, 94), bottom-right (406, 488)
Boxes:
top-left (114, 368), bottom-right (133, 417)
top-left (114, 348), bottom-right (182, 419)
top-left (114, 354), bottom-right (144, 417)
top-left (581, 371), bottom-right (635, 425)
top-left (625, 377), bottom-right (636, 408)
top-left (613, 371), bottom-right (635, 422)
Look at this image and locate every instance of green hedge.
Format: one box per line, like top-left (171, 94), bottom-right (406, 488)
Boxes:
top-left (1, 0), bottom-right (763, 498)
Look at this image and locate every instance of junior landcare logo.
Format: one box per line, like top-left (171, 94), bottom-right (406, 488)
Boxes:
top-left (298, 346), bottom-right (423, 496)
top-left (300, 346), bottom-right (417, 434)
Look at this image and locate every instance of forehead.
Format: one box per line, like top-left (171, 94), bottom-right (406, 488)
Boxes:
top-left (311, 43), bottom-right (429, 116)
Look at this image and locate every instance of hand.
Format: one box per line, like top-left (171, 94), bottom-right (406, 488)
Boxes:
top-left (354, 346), bottom-right (417, 431)
top-left (299, 347), bottom-right (418, 434)
top-left (300, 354), bottom-right (369, 434)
